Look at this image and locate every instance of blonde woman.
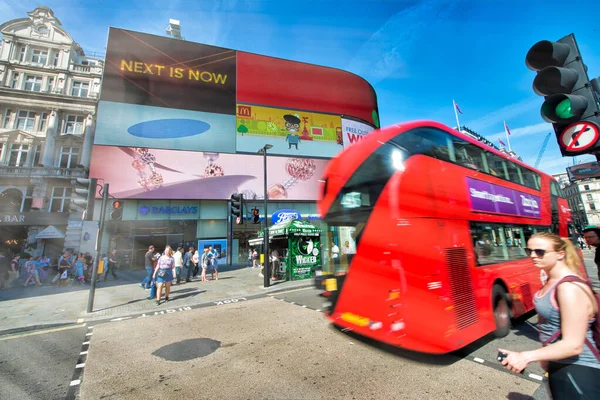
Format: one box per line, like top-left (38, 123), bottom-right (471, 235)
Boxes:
top-left (200, 248), bottom-right (209, 281)
top-left (153, 245), bottom-right (175, 305)
top-left (499, 232), bottom-right (600, 398)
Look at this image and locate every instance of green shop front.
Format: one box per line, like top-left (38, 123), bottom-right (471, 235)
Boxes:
top-left (249, 219), bottom-right (322, 281)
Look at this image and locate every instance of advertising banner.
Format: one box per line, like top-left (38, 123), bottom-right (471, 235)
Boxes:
top-left (341, 117), bottom-right (376, 148)
top-left (89, 145), bottom-right (328, 200)
top-left (94, 101), bottom-right (236, 153)
top-left (237, 52), bottom-right (379, 127)
top-left (236, 104), bottom-right (343, 157)
top-left (567, 161), bottom-right (600, 181)
top-left (467, 177), bottom-right (541, 218)
top-left (101, 28), bottom-right (236, 115)
top-left (289, 235), bottom-right (321, 281)
top-left (198, 239), bottom-right (227, 261)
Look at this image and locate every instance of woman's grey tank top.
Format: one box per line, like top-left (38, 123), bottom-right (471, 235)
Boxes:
top-left (534, 278), bottom-right (600, 369)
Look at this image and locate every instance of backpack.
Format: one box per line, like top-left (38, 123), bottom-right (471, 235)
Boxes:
top-left (542, 275), bottom-right (600, 361)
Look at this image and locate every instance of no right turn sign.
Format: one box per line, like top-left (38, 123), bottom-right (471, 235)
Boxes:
top-left (559, 122), bottom-right (600, 152)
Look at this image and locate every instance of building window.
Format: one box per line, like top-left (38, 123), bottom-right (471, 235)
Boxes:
top-left (591, 203), bottom-right (597, 211)
top-left (46, 77), bottom-right (55, 93)
top-left (8, 144), bottom-right (29, 167)
top-left (0, 143), bottom-right (4, 161)
top-left (21, 186), bottom-right (34, 212)
top-left (59, 146), bottom-right (80, 168)
top-left (63, 115), bottom-right (84, 135)
top-left (18, 46), bottom-right (26, 62)
top-left (587, 194), bottom-right (593, 201)
top-left (16, 110), bottom-right (37, 131)
top-left (53, 51), bottom-right (59, 66)
top-left (584, 185), bottom-right (590, 190)
top-left (71, 81), bottom-right (89, 97)
top-left (11, 72), bottom-right (19, 88)
top-left (30, 49), bottom-right (48, 64)
top-left (50, 187), bottom-right (71, 212)
top-left (2, 109), bottom-right (11, 128)
top-left (24, 75), bottom-right (43, 92)
top-left (39, 112), bottom-right (49, 131)
top-left (33, 145), bottom-right (42, 166)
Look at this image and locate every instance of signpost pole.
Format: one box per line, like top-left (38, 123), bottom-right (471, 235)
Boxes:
top-left (263, 148), bottom-right (270, 288)
top-left (87, 183), bottom-right (109, 313)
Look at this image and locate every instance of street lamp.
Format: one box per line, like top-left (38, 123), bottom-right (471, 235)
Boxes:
top-left (258, 144), bottom-right (273, 288)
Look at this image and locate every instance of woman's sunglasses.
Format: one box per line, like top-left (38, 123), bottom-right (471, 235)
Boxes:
top-left (524, 248), bottom-right (555, 257)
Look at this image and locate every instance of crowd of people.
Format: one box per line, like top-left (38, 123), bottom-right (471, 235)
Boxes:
top-left (141, 244), bottom-right (221, 305)
top-left (0, 248), bottom-right (121, 290)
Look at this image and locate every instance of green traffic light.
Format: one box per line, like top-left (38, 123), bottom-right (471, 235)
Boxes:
top-left (555, 98), bottom-right (575, 119)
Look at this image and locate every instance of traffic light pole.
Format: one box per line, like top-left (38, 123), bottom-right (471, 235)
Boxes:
top-left (87, 183), bottom-right (109, 313)
top-left (263, 149), bottom-right (270, 288)
top-left (227, 198), bottom-right (232, 266)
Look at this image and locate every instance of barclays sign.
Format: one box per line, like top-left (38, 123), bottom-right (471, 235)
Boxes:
top-left (139, 205), bottom-right (198, 215)
top-left (271, 209), bottom-right (301, 224)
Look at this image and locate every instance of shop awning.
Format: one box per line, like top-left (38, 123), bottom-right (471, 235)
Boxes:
top-left (36, 225), bottom-right (65, 239)
top-left (259, 219), bottom-right (321, 238)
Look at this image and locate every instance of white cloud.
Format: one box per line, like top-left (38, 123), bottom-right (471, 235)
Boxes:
top-left (468, 98), bottom-right (541, 131)
top-left (487, 122), bottom-right (551, 140)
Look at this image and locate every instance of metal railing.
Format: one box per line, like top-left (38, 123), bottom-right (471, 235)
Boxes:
top-left (0, 166), bottom-right (87, 177)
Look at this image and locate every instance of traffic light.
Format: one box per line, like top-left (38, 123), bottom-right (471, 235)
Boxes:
top-left (526, 34), bottom-right (600, 156)
top-left (110, 200), bottom-right (124, 220)
top-left (230, 193), bottom-right (243, 224)
top-left (252, 208), bottom-right (260, 224)
top-left (70, 178), bottom-right (96, 221)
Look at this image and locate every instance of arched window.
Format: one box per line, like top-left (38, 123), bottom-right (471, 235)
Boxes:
top-left (0, 188), bottom-right (23, 213)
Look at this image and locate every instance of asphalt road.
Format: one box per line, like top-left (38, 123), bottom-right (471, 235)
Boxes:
top-left (80, 296), bottom-right (543, 400)
top-left (0, 325), bottom-right (87, 400)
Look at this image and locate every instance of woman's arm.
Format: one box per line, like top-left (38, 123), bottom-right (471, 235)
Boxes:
top-left (500, 282), bottom-right (593, 373)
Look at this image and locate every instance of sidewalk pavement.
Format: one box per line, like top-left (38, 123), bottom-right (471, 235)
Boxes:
top-left (0, 264), bottom-right (314, 335)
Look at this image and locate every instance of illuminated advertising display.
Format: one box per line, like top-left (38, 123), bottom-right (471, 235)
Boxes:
top-left (236, 104), bottom-right (342, 157)
top-left (567, 161), bottom-right (600, 181)
top-left (89, 145), bottom-right (328, 200)
top-left (341, 117), bottom-right (376, 148)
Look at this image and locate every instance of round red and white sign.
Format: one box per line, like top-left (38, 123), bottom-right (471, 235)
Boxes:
top-left (559, 121), bottom-right (600, 151)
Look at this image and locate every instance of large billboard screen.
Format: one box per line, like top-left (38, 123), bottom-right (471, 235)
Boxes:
top-left (89, 145), bottom-right (328, 200)
top-left (567, 161), bottom-right (600, 181)
top-left (235, 104), bottom-right (342, 157)
top-left (100, 28), bottom-right (236, 114)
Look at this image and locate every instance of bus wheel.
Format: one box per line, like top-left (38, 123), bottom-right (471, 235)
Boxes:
top-left (492, 285), bottom-right (511, 338)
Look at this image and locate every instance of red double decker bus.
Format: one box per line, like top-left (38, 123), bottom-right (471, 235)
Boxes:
top-left (317, 120), bottom-right (587, 354)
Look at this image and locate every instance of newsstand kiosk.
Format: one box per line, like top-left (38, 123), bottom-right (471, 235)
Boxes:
top-left (248, 219), bottom-right (322, 281)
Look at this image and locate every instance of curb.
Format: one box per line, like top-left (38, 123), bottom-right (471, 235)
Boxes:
top-left (0, 321), bottom-right (80, 337)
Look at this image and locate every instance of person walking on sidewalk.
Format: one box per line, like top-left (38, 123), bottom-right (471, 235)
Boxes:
top-left (583, 227), bottom-right (600, 284)
top-left (200, 248), bottom-right (209, 281)
top-left (7, 255), bottom-right (20, 287)
top-left (173, 247), bottom-right (184, 285)
top-left (141, 245), bottom-right (156, 289)
top-left (103, 250), bottom-right (119, 281)
top-left (0, 248), bottom-right (9, 290)
top-left (184, 246), bottom-right (195, 283)
top-left (153, 245), bottom-right (175, 305)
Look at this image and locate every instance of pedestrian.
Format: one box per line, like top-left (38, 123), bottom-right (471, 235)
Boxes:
top-left (209, 246), bottom-right (219, 281)
top-left (499, 232), bottom-right (600, 398)
top-left (173, 247), bottom-right (184, 285)
top-left (184, 246), bottom-right (195, 282)
top-left (153, 245), bottom-right (175, 305)
top-left (103, 250), bottom-right (119, 281)
top-left (199, 248), bottom-right (208, 281)
top-left (583, 227), bottom-right (600, 283)
top-left (23, 256), bottom-right (42, 287)
top-left (248, 249), bottom-right (253, 267)
top-left (141, 245), bottom-right (156, 289)
top-left (0, 248), bottom-right (10, 290)
top-left (192, 249), bottom-right (200, 278)
top-left (7, 255), bottom-right (20, 287)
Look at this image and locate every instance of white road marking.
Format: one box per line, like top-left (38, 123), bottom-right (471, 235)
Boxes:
top-left (473, 357), bottom-right (485, 363)
top-left (76, 363), bottom-right (85, 369)
top-left (69, 380), bottom-right (81, 386)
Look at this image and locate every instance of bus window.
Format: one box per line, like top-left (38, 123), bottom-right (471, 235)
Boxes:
top-left (471, 223), bottom-right (536, 264)
top-left (484, 152), bottom-right (509, 180)
top-left (505, 162), bottom-right (523, 185)
top-left (550, 181), bottom-right (560, 196)
top-left (521, 168), bottom-right (540, 190)
top-left (452, 138), bottom-right (487, 172)
top-left (390, 127), bottom-right (452, 162)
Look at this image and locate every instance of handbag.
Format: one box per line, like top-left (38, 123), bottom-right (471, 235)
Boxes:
top-left (157, 269), bottom-right (167, 278)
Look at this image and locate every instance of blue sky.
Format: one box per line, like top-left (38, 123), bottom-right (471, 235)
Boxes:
top-left (3, 0), bottom-right (599, 175)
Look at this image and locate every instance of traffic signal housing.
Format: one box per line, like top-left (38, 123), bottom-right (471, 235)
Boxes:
top-left (110, 200), bottom-right (124, 220)
top-left (252, 208), bottom-right (260, 224)
top-left (526, 34), bottom-right (600, 156)
top-left (70, 178), bottom-right (96, 221)
top-left (230, 193), bottom-right (243, 224)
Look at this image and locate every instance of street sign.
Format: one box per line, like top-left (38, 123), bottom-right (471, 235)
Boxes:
top-left (559, 121), bottom-right (600, 152)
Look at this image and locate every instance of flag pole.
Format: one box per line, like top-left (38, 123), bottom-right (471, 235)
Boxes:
top-left (453, 100), bottom-right (461, 131)
top-left (504, 121), bottom-right (512, 152)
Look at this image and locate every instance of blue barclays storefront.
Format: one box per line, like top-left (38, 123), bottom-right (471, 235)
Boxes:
top-left (97, 199), bottom-right (322, 269)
